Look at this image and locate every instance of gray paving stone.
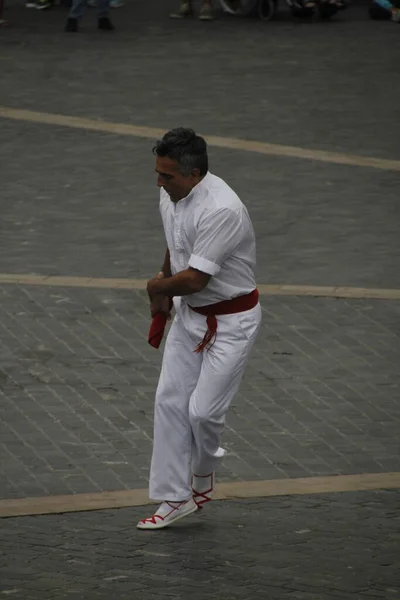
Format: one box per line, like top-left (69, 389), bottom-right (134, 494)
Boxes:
top-left (0, 24), bottom-right (400, 289)
top-left (0, 491), bottom-right (399, 600)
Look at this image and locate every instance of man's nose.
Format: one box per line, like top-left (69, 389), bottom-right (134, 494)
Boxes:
top-left (157, 175), bottom-right (163, 188)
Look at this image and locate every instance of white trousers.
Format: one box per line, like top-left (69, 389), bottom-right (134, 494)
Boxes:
top-left (149, 298), bottom-right (261, 501)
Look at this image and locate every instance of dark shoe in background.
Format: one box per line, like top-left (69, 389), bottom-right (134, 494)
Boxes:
top-left (65, 17), bottom-right (78, 30)
top-left (198, 4), bottom-right (214, 19)
top-left (98, 16), bottom-right (115, 29)
top-left (169, 1), bottom-right (193, 18)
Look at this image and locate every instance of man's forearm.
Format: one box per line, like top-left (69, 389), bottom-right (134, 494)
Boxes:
top-left (161, 248), bottom-right (172, 278)
top-left (148, 268), bottom-right (209, 297)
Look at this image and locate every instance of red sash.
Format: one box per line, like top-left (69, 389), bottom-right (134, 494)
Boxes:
top-left (189, 289), bottom-right (259, 353)
top-left (148, 289), bottom-right (259, 352)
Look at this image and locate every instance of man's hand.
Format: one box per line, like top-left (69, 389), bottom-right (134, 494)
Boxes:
top-left (147, 271), bottom-right (164, 300)
top-left (150, 295), bottom-right (172, 319)
top-left (147, 272), bottom-right (171, 319)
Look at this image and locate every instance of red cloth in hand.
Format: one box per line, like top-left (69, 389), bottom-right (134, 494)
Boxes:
top-left (148, 298), bottom-right (173, 349)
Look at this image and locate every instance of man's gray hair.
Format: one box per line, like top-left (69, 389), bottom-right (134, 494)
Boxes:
top-left (153, 128), bottom-right (208, 176)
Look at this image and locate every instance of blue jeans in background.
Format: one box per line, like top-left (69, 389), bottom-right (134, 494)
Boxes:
top-left (69, 0), bottom-right (109, 19)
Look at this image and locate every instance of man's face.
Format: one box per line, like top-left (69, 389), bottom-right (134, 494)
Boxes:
top-left (155, 156), bottom-right (201, 202)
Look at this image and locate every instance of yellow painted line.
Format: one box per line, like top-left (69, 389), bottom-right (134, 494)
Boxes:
top-left (1, 106), bottom-right (400, 172)
top-left (257, 283), bottom-right (400, 301)
top-left (0, 274), bottom-right (400, 300)
top-left (1, 472), bottom-right (399, 518)
top-left (0, 274), bottom-right (147, 290)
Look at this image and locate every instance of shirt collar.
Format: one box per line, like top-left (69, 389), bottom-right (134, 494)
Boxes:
top-left (178, 171), bottom-right (211, 204)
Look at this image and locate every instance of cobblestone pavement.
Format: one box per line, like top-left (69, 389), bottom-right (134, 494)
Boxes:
top-left (1, 283), bottom-right (399, 500)
top-left (1, 2), bottom-right (400, 289)
top-left (1, 490), bottom-right (399, 600)
top-left (1, 119), bottom-right (400, 288)
top-left (1, 0), bottom-right (399, 160)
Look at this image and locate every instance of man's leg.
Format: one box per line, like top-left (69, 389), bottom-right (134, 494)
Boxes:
top-left (96, 0), bottom-right (114, 29)
top-left (68, 0), bottom-right (87, 20)
top-left (149, 315), bottom-right (202, 502)
top-left (189, 304), bottom-right (261, 479)
top-left (96, 0), bottom-right (110, 19)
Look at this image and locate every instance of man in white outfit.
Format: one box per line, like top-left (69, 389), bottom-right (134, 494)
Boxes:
top-left (137, 128), bottom-right (261, 530)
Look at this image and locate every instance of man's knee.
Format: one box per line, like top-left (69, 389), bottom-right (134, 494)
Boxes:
top-left (155, 385), bottom-right (182, 419)
top-left (189, 401), bottom-right (208, 426)
top-left (189, 397), bottom-right (223, 426)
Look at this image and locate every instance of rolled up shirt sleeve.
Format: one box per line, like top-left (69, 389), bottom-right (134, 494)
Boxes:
top-left (188, 207), bottom-right (243, 276)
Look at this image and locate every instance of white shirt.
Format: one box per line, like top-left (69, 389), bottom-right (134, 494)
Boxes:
top-left (159, 172), bottom-right (257, 307)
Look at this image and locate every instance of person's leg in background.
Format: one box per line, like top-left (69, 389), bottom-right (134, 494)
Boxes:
top-left (97, 0), bottom-right (114, 29)
top-left (88, 0), bottom-right (123, 9)
top-left (369, 0), bottom-right (400, 19)
top-left (65, 0), bottom-right (88, 31)
top-left (65, 0), bottom-right (114, 31)
top-left (170, 0), bottom-right (215, 20)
